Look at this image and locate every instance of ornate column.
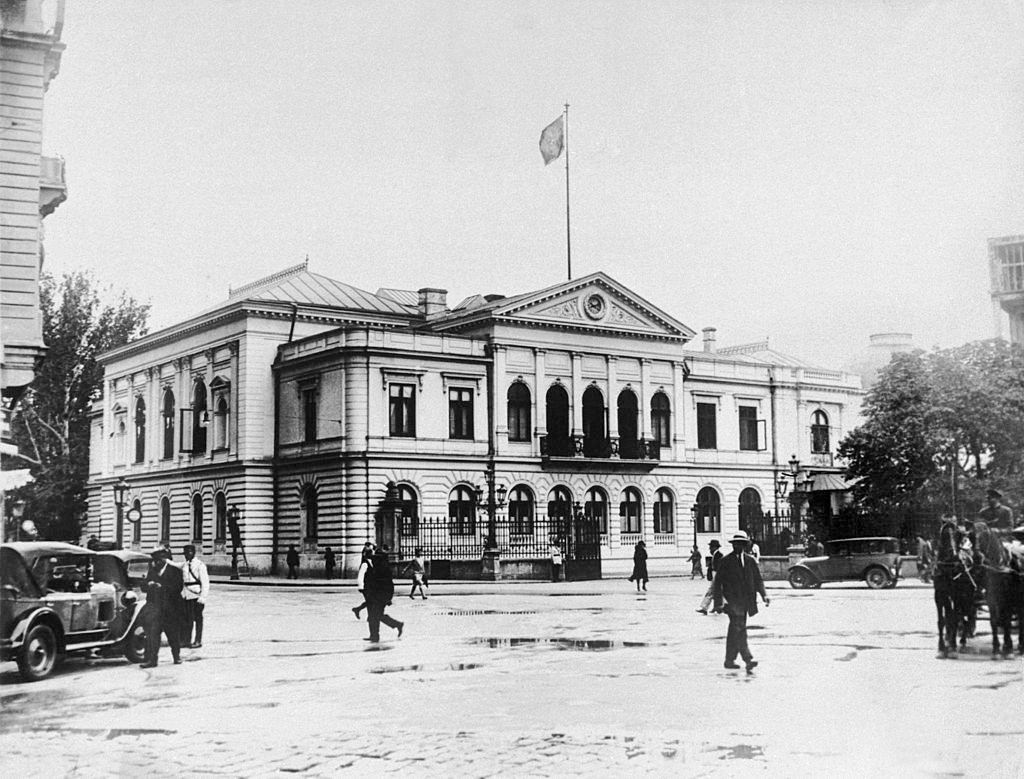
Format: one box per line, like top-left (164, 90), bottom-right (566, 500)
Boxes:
top-left (673, 361), bottom-right (687, 454)
top-left (533, 348), bottom-right (546, 456)
top-left (606, 356), bottom-right (618, 438)
top-left (571, 352), bottom-right (583, 436)
top-left (639, 359), bottom-right (651, 439)
top-left (492, 344), bottom-right (507, 455)
top-left (228, 341), bottom-right (240, 457)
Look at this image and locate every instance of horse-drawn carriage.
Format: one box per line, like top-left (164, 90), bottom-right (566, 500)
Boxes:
top-left (931, 521), bottom-right (1023, 658)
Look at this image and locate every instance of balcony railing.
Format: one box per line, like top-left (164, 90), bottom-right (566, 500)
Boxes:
top-left (809, 452), bottom-right (833, 467)
top-left (539, 434), bottom-right (661, 462)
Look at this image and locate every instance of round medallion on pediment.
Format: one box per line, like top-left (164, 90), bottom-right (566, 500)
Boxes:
top-left (583, 293), bottom-right (606, 320)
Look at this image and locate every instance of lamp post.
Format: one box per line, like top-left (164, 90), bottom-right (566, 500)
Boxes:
top-left (691, 502), bottom-right (700, 548)
top-left (11, 500), bottom-right (25, 542)
top-left (228, 505), bottom-right (241, 580)
top-left (113, 477), bottom-right (128, 550)
top-left (475, 465), bottom-right (507, 551)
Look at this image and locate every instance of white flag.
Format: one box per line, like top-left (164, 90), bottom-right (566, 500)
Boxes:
top-left (539, 115), bottom-right (564, 165)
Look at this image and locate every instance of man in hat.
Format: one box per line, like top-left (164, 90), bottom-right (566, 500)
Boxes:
top-left (180, 544), bottom-right (209, 649)
top-left (696, 539), bottom-right (724, 614)
top-left (979, 489), bottom-right (1013, 532)
top-left (712, 530), bottom-right (769, 672)
top-left (142, 547), bottom-right (185, 667)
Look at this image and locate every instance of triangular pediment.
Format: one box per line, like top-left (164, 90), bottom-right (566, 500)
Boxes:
top-left (474, 273), bottom-right (696, 340)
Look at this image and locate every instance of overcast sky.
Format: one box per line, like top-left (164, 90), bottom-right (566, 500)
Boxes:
top-left (40, 1), bottom-right (1024, 367)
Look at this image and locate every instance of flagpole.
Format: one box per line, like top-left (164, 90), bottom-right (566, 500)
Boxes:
top-left (564, 103), bottom-right (571, 281)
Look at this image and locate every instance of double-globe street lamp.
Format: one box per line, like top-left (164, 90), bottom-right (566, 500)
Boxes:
top-left (775, 455), bottom-right (814, 535)
top-left (475, 466), bottom-right (507, 551)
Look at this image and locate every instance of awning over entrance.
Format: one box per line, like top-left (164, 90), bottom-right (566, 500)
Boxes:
top-left (808, 473), bottom-right (857, 492)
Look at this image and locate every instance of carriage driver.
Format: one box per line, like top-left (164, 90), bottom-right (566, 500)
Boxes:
top-left (979, 489), bottom-right (1013, 532)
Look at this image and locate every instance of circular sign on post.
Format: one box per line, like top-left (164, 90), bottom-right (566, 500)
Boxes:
top-left (126, 507), bottom-right (143, 524)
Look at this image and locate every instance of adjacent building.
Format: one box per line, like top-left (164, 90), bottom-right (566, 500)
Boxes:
top-left (86, 262), bottom-right (863, 576)
top-left (989, 234), bottom-right (1024, 345)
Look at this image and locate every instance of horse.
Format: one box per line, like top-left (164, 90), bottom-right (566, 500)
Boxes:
top-left (972, 522), bottom-right (1015, 657)
top-left (932, 521), bottom-right (975, 658)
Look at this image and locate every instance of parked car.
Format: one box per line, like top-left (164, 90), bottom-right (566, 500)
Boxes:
top-left (787, 536), bottom-right (902, 590)
top-left (1, 542), bottom-right (149, 681)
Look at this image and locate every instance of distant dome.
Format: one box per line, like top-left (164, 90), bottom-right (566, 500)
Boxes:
top-left (843, 333), bottom-right (917, 388)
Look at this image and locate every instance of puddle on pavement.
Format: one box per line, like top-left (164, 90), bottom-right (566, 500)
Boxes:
top-left (369, 663), bottom-right (482, 674)
top-left (434, 610), bottom-right (537, 616)
top-left (469, 637), bottom-right (650, 651)
top-left (710, 744), bottom-right (765, 761)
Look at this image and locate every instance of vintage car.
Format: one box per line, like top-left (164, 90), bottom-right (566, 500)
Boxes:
top-left (787, 536), bottom-right (902, 590)
top-left (1, 542), bottom-right (150, 681)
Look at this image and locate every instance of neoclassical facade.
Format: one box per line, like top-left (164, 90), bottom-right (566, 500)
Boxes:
top-left (87, 263), bottom-right (862, 576)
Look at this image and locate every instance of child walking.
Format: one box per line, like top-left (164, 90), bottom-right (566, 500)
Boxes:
top-left (403, 547), bottom-right (429, 599)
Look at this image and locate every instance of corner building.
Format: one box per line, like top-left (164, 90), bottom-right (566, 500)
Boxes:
top-left (87, 263), bottom-right (862, 576)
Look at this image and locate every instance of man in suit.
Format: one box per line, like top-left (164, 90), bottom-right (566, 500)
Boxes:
top-left (363, 548), bottom-right (404, 642)
top-left (142, 547), bottom-right (185, 667)
top-left (713, 530), bottom-right (770, 672)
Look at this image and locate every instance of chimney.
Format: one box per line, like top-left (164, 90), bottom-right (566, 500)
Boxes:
top-left (702, 327), bottom-right (717, 353)
top-left (417, 288), bottom-right (448, 318)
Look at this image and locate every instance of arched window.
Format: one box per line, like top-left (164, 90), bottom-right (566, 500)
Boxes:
top-left (398, 484), bottom-right (419, 535)
top-left (192, 379), bottom-right (208, 454)
top-left (215, 491), bottom-right (227, 541)
top-left (300, 484), bottom-right (318, 542)
top-left (653, 488), bottom-right (674, 534)
top-left (131, 499), bottom-right (142, 546)
top-left (811, 410), bottom-right (830, 454)
top-left (617, 390), bottom-right (639, 459)
top-left (448, 486), bottom-right (476, 536)
top-left (584, 486), bottom-right (608, 535)
top-left (162, 388), bottom-right (175, 459)
top-left (620, 487), bottom-right (643, 534)
top-left (545, 384), bottom-right (571, 456)
top-left (159, 496), bottom-right (171, 543)
top-left (115, 413), bottom-right (127, 463)
top-left (650, 392), bottom-right (671, 448)
top-left (547, 486), bottom-right (573, 521)
top-left (738, 488), bottom-right (762, 536)
top-left (695, 487), bottom-right (721, 533)
top-left (134, 397), bottom-right (146, 463)
top-left (214, 394), bottom-right (229, 450)
top-left (508, 485), bottom-right (534, 535)
top-left (582, 386), bottom-right (607, 458)
top-left (507, 383), bottom-right (532, 443)
top-left (191, 492), bottom-right (204, 543)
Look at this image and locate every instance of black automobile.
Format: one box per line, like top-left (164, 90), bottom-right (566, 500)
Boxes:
top-left (1, 542), bottom-right (149, 681)
top-left (787, 536), bottom-right (902, 590)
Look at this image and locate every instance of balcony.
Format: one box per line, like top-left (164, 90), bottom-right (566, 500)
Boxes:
top-left (539, 434), bottom-right (661, 470)
top-left (39, 156), bottom-right (67, 217)
top-left (808, 452), bottom-right (833, 467)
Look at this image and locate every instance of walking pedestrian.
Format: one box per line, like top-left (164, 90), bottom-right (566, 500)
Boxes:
top-left (402, 547), bottom-right (428, 599)
top-left (324, 546), bottom-right (336, 580)
top-left (696, 539), bottom-right (724, 614)
top-left (180, 544), bottom-right (209, 649)
top-left (141, 547), bottom-right (185, 668)
top-left (628, 540), bottom-right (649, 591)
top-left (352, 542), bottom-right (374, 619)
top-left (712, 530), bottom-right (770, 672)
top-left (286, 544), bottom-right (300, 579)
top-left (549, 539), bottom-right (563, 582)
top-left (364, 549), bottom-right (404, 642)
top-left (749, 540), bottom-right (761, 563)
top-left (687, 546), bottom-right (703, 579)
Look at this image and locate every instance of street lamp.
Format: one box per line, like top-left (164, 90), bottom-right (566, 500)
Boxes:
top-left (113, 477), bottom-right (129, 549)
top-left (227, 505), bottom-right (241, 580)
top-left (475, 466), bottom-right (507, 550)
top-left (691, 502), bottom-right (700, 547)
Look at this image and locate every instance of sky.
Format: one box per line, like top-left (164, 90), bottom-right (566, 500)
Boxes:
top-left (39, 1), bottom-right (1024, 368)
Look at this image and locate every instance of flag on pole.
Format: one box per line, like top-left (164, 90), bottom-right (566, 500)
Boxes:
top-left (539, 115), bottom-right (564, 165)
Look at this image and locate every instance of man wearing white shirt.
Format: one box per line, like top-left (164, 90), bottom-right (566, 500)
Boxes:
top-left (181, 544), bottom-right (210, 648)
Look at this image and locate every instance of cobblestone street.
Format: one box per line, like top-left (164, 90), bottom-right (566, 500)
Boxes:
top-left (2, 577), bottom-right (1021, 777)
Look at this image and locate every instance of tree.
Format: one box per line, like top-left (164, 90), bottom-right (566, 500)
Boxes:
top-left (4, 271), bottom-right (149, 541)
top-left (839, 339), bottom-right (1024, 518)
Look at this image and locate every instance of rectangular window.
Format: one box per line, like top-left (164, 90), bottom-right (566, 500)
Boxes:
top-left (302, 387), bottom-right (318, 443)
top-left (448, 388), bottom-right (474, 439)
top-left (738, 405), bottom-right (758, 451)
top-left (389, 384), bottom-right (416, 437)
top-left (696, 402), bottom-right (717, 449)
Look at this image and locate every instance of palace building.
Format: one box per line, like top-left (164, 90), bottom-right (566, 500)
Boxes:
top-left (86, 262), bottom-right (863, 577)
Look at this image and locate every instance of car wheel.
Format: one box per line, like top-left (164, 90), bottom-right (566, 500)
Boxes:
top-left (865, 567), bottom-right (891, 589)
top-left (17, 623), bottom-right (59, 682)
top-left (124, 622), bottom-right (147, 664)
top-left (788, 569), bottom-right (815, 589)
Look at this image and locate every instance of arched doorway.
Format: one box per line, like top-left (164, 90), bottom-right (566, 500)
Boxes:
top-left (695, 487), bottom-right (721, 533)
top-left (617, 389), bottom-right (639, 458)
top-left (545, 384), bottom-right (571, 456)
top-left (582, 386), bottom-right (607, 458)
top-left (191, 493), bottom-right (204, 544)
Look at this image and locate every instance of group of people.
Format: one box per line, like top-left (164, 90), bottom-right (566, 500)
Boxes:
top-left (140, 544), bottom-right (210, 668)
top-left (351, 542), bottom-right (406, 642)
top-left (284, 544), bottom-right (338, 579)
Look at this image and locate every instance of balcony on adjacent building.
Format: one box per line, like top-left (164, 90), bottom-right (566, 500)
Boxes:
top-left (539, 434), bottom-right (661, 469)
top-left (39, 155), bottom-right (67, 217)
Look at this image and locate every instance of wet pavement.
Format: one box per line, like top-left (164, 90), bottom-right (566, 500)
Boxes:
top-left (1, 577), bottom-right (1021, 777)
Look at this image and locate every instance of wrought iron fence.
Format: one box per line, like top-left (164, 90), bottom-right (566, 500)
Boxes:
top-left (397, 513), bottom-right (603, 562)
top-left (744, 510), bottom-right (799, 556)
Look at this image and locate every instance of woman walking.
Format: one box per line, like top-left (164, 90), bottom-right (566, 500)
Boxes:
top-left (687, 545), bottom-right (703, 579)
top-left (629, 540), bottom-right (649, 591)
top-left (402, 547), bottom-right (429, 599)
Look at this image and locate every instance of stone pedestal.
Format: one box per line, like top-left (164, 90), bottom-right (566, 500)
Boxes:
top-left (480, 549), bottom-right (501, 581)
